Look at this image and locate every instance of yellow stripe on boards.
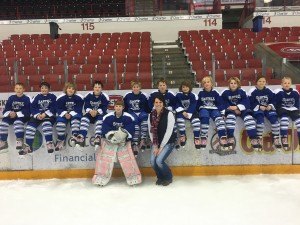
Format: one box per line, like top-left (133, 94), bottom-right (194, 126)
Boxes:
top-left (1, 165), bottom-right (300, 180)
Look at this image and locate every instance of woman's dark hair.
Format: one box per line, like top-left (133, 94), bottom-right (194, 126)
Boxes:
top-left (153, 93), bottom-right (166, 107)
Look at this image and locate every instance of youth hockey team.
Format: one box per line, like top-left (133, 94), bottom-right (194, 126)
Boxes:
top-left (0, 75), bottom-right (299, 186)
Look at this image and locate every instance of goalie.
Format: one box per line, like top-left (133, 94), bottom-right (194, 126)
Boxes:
top-left (92, 100), bottom-right (142, 186)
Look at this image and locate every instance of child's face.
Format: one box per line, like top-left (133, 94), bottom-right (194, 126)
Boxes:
top-left (93, 84), bottom-right (102, 95)
top-left (282, 78), bottom-right (292, 90)
top-left (158, 82), bottom-right (167, 93)
top-left (256, 78), bottom-right (266, 89)
top-left (181, 85), bottom-right (190, 93)
top-left (66, 86), bottom-right (75, 96)
top-left (14, 85), bottom-right (24, 97)
top-left (114, 104), bottom-right (124, 114)
top-left (202, 79), bottom-right (212, 90)
top-left (132, 84), bottom-right (141, 94)
top-left (41, 85), bottom-right (49, 95)
top-left (229, 79), bottom-right (238, 91)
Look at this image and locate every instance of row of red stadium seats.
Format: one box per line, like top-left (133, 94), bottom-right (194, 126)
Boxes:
top-left (0, 54), bottom-right (151, 66)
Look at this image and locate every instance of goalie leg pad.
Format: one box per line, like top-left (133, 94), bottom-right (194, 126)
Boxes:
top-left (117, 142), bottom-right (142, 186)
top-left (92, 140), bottom-right (118, 186)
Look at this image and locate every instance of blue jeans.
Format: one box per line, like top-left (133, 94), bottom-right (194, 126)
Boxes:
top-left (150, 143), bottom-right (174, 181)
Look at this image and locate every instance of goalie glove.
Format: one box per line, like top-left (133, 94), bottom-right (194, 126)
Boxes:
top-left (105, 131), bottom-right (118, 144)
top-left (105, 128), bottom-right (128, 144)
top-left (113, 127), bottom-right (128, 144)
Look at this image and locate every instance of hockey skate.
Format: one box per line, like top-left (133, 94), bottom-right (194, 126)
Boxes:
top-left (69, 135), bottom-right (77, 147)
top-left (19, 143), bottom-right (32, 156)
top-left (272, 136), bottom-right (282, 151)
top-left (219, 137), bottom-right (228, 150)
top-left (131, 142), bottom-right (139, 157)
top-left (16, 138), bottom-right (23, 151)
top-left (194, 138), bottom-right (201, 150)
top-left (281, 136), bottom-right (289, 151)
top-left (55, 140), bottom-right (65, 151)
top-left (75, 135), bottom-right (85, 151)
top-left (92, 140), bottom-right (118, 186)
top-left (0, 140), bottom-right (8, 154)
top-left (180, 135), bottom-right (186, 148)
top-left (139, 138), bottom-right (147, 152)
top-left (46, 141), bottom-right (55, 153)
top-left (257, 136), bottom-right (263, 151)
top-left (94, 135), bottom-right (101, 151)
top-left (250, 138), bottom-right (261, 151)
top-left (200, 136), bottom-right (207, 150)
top-left (227, 137), bottom-right (235, 151)
top-left (117, 142), bottom-right (142, 186)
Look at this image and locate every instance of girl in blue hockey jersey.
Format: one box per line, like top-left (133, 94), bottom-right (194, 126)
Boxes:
top-left (0, 83), bottom-right (31, 153)
top-left (248, 76), bottom-right (281, 150)
top-left (76, 81), bottom-right (109, 150)
top-left (21, 82), bottom-right (57, 155)
top-left (175, 80), bottom-right (201, 149)
top-left (123, 81), bottom-right (150, 151)
top-left (55, 83), bottom-right (84, 151)
top-left (275, 77), bottom-right (300, 150)
top-left (197, 76), bottom-right (228, 151)
top-left (221, 77), bottom-right (260, 151)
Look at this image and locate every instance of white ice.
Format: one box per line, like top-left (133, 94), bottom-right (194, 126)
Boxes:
top-left (0, 175), bottom-right (300, 225)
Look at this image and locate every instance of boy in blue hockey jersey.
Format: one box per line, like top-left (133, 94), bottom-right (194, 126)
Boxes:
top-left (55, 83), bottom-right (84, 151)
top-left (0, 83), bottom-right (31, 153)
top-left (197, 76), bottom-right (228, 151)
top-left (221, 77), bottom-right (260, 151)
top-left (275, 77), bottom-right (300, 150)
top-left (20, 82), bottom-right (57, 155)
top-left (123, 81), bottom-right (150, 151)
top-left (76, 81), bottom-right (109, 150)
top-left (149, 78), bottom-right (176, 111)
top-left (102, 100), bottom-right (135, 144)
top-left (248, 76), bottom-right (281, 150)
top-left (175, 80), bottom-right (201, 149)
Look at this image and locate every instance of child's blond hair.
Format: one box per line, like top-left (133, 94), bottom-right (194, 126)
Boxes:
top-left (201, 76), bottom-right (214, 88)
top-left (282, 76), bottom-right (292, 84)
top-left (228, 77), bottom-right (241, 89)
top-left (63, 82), bottom-right (77, 94)
top-left (131, 80), bottom-right (141, 88)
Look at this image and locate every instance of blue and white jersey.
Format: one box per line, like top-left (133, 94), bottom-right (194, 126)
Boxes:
top-left (248, 87), bottom-right (276, 111)
top-left (3, 94), bottom-right (31, 118)
top-left (83, 92), bottom-right (109, 116)
top-left (31, 93), bottom-right (57, 118)
top-left (274, 88), bottom-right (299, 111)
top-left (102, 112), bottom-right (135, 140)
top-left (123, 91), bottom-right (150, 114)
top-left (148, 90), bottom-right (176, 111)
top-left (197, 88), bottom-right (225, 112)
top-left (175, 92), bottom-right (198, 118)
top-left (221, 88), bottom-right (250, 111)
top-left (56, 93), bottom-right (84, 117)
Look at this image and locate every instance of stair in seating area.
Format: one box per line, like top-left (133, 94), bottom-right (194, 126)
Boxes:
top-left (152, 41), bottom-right (194, 89)
top-left (134, 0), bottom-right (154, 16)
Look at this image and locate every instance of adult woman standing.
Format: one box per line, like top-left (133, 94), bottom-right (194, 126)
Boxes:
top-left (148, 94), bottom-right (176, 186)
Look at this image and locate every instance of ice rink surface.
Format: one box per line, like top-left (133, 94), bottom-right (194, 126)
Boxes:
top-left (0, 174), bottom-right (300, 225)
